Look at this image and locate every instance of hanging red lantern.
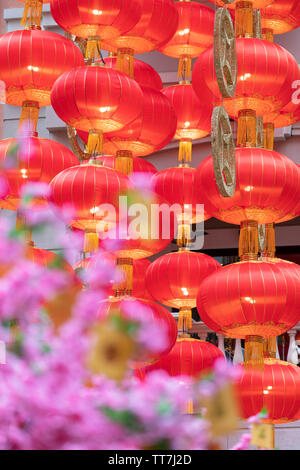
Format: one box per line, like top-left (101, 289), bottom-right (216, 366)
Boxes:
top-left (193, 38), bottom-right (299, 147)
top-left (197, 259), bottom-right (300, 367)
top-left (50, 0), bottom-right (142, 60)
top-left (196, 147), bottom-right (300, 259)
top-left (50, 160), bottom-right (131, 253)
top-left (152, 166), bottom-right (211, 247)
top-left (51, 65), bottom-right (144, 155)
top-left (103, 56), bottom-right (163, 91)
top-left (95, 296), bottom-right (178, 362)
top-left (76, 85), bottom-right (177, 173)
top-left (136, 338), bottom-right (224, 378)
top-left (261, 0), bottom-right (300, 40)
top-left (101, 0), bottom-right (178, 53)
top-left (26, 245), bottom-right (82, 330)
top-left (0, 136), bottom-right (79, 211)
top-left (105, 192), bottom-right (177, 262)
top-left (159, 2), bottom-right (214, 81)
top-left (236, 358), bottom-right (300, 424)
top-left (146, 251), bottom-right (221, 330)
top-left (0, 29), bottom-right (84, 133)
top-left (18, 0), bottom-right (49, 27)
top-left (101, 0), bottom-right (178, 75)
top-left (162, 83), bottom-right (212, 162)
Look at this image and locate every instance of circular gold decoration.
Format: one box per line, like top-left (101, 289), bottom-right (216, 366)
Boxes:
top-left (213, 7), bottom-right (237, 98)
top-left (211, 106), bottom-right (236, 198)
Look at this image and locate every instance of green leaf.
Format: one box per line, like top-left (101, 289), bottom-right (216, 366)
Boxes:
top-left (101, 406), bottom-right (145, 433)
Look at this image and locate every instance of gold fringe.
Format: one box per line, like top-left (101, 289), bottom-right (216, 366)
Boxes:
top-left (263, 336), bottom-right (277, 359)
top-left (239, 220), bottom-right (259, 261)
top-left (85, 37), bottom-right (101, 61)
top-left (178, 56), bottom-right (192, 81)
top-left (116, 258), bottom-right (133, 296)
top-left (116, 48), bottom-right (134, 78)
top-left (262, 28), bottom-right (274, 42)
top-left (177, 223), bottom-right (191, 249)
top-left (115, 150), bottom-right (133, 175)
top-left (83, 231), bottom-right (99, 253)
top-left (245, 335), bottom-right (264, 370)
top-left (21, 0), bottom-right (43, 28)
top-left (86, 130), bottom-right (103, 155)
top-left (261, 223), bottom-right (275, 258)
top-left (237, 109), bottom-right (257, 148)
top-left (179, 139), bottom-right (192, 163)
top-left (235, 1), bottom-right (254, 38)
top-left (19, 101), bottom-right (39, 134)
top-left (178, 308), bottom-right (192, 331)
top-left (263, 123), bottom-right (274, 151)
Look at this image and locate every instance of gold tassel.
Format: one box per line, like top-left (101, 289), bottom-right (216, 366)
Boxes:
top-left (19, 101), bottom-right (39, 134)
top-left (245, 335), bottom-right (264, 370)
top-left (178, 139), bottom-right (192, 163)
top-left (83, 231), bottom-right (99, 253)
top-left (262, 28), bottom-right (274, 42)
top-left (177, 223), bottom-right (191, 249)
top-left (263, 336), bottom-right (277, 359)
top-left (235, 1), bottom-right (254, 38)
top-left (85, 37), bottom-right (101, 61)
top-left (239, 220), bottom-right (259, 261)
top-left (86, 130), bottom-right (103, 155)
top-left (261, 223), bottom-right (275, 258)
top-left (237, 109), bottom-right (257, 148)
top-left (116, 258), bottom-right (133, 296)
top-left (115, 150), bottom-right (133, 175)
top-left (263, 123), bottom-right (274, 150)
top-left (178, 308), bottom-right (192, 331)
top-left (178, 56), bottom-right (192, 81)
top-left (116, 48), bottom-right (134, 78)
top-left (21, 0), bottom-right (43, 28)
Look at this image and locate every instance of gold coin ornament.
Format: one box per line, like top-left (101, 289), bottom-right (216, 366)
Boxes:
top-left (213, 7), bottom-right (237, 99)
top-left (211, 106), bottom-right (236, 198)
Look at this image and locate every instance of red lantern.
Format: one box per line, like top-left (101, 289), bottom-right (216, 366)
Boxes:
top-left (0, 137), bottom-right (79, 211)
top-left (50, 160), bottom-right (131, 252)
top-left (101, 0), bottom-right (178, 54)
top-left (162, 83), bottom-right (212, 162)
top-left (193, 38), bottom-right (299, 147)
top-left (236, 358), bottom-right (300, 424)
top-left (101, 192), bottom-right (177, 261)
top-left (0, 29), bottom-right (84, 131)
top-left (26, 245), bottom-right (82, 329)
top-left (261, 0), bottom-right (300, 39)
top-left (50, 0), bottom-right (142, 60)
top-left (103, 56), bottom-right (163, 91)
top-left (136, 338), bottom-right (223, 378)
top-left (146, 251), bottom-right (221, 329)
top-left (152, 166), bottom-right (211, 247)
top-left (18, 0), bottom-right (50, 27)
top-left (77, 85), bottom-right (177, 170)
top-left (196, 147), bottom-right (300, 226)
top-left (51, 65), bottom-right (144, 154)
top-left (96, 296), bottom-right (178, 361)
top-left (197, 259), bottom-right (300, 339)
top-left (159, 2), bottom-right (214, 81)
